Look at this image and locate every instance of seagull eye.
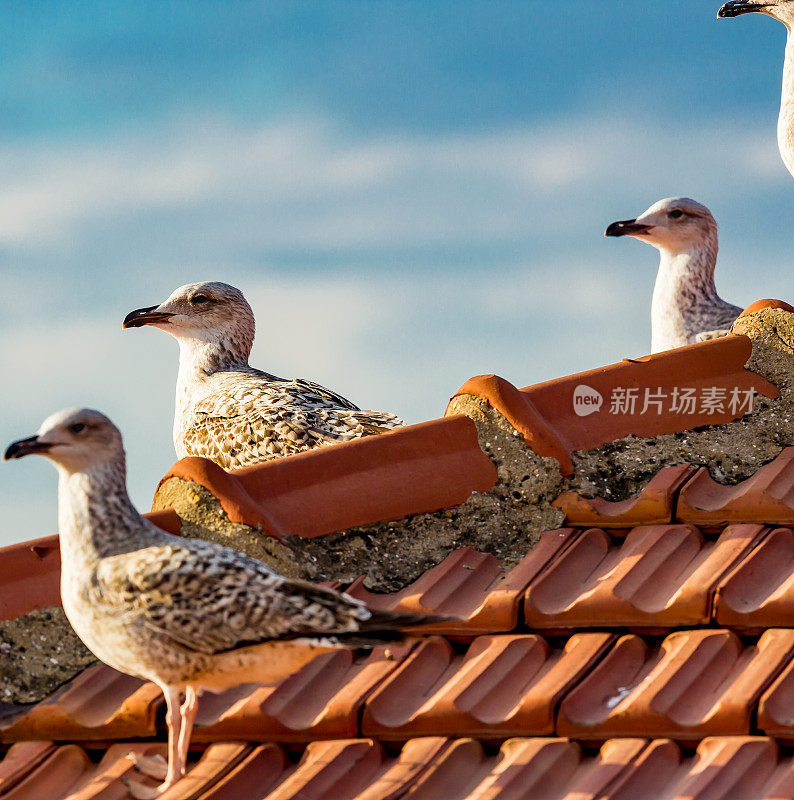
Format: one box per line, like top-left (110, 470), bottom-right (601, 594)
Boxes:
top-left (669, 210), bottom-right (684, 219)
top-left (191, 294), bottom-right (210, 305)
top-left (70, 423), bottom-right (85, 434)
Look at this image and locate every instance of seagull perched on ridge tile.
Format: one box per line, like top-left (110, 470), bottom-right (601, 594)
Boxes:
top-left (719, 0), bottom-right (794, 179)
top-left (123, 282), bottom-right (404, 470)
top-left (605, 197), bottom-right (742, 353)
top-left (4, 408), bottom-right (443, 798)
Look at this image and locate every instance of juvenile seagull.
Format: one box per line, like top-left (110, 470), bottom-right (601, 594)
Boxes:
top-left (605, 197), bottom-right (742, 353)
top-left (4, 408), bottom-right (442, 799)
top-left (719, 0), bottom-right (794, 178)
top-left (123, 282), bottom-right (403, 470)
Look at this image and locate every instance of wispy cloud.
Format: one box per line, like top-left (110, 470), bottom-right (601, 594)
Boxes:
top-left (1, 110), bottom-right (791, 544)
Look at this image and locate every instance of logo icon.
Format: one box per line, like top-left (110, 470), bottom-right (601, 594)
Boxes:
top-left (573, 385), bottom-right (603, 417)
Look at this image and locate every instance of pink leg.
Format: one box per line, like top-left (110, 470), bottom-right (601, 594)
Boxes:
top-left (177, 686), bottom-right (198, 769)
top-left (124, 685), bottom-right (184, 799)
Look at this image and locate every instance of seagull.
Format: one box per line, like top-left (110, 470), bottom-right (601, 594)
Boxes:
top-left (605, 197), bottom-right (742, 353)
top-left (122, 282), bottom-right (404, 471)
top-left (4, 408), bottom-right (444, 799)
top-left (718, 1), bottom-right (794, 179)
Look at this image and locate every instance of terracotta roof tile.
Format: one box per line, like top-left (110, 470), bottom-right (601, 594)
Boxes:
top-left (557, 629), bottom-right (794, 740)
top-left (740, 299), bottom-right (794, 316)
top-left (451, 336), bottom-right (779, 476)
top-left (343, 530), bottom-right (578, 634)
top-left (6, 736), bottom-right (794, 798)
top-left (57, 742), bottom-right (168, 800)
top-left (361, 633), bottom-right (614, 740)
top-left (0, 664), bottom-right (162, 743)
top-left (553, 464), bottom-right (697, 528)
top-left (714, 526), bottom-right (794, 630)
top-left (190, 645), bottom-right (413, 743)
top-left (158, 415), bottom-right (497, 540)
top-left (0, 741), bottom-right (55, 794)
top-left (758, 657), bottom-right (794, 741)
top-left (523, 523), bottom-right (766, 630)
top-left (0, 743), bottom-right (91, 799)
top-left (677, 448), bottom-right (794, 526)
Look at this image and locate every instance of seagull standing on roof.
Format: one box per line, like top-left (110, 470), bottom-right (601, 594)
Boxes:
top-left (718, 0), bottom-right (794, 179)
top-left (4, 408), bottom-right (442, 799)
top-left (605, 198), bottom-right (742, 353)
top-left (123, 282), bottom-right (404, 471)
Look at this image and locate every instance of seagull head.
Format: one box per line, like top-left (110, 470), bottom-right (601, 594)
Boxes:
top-left (123, 281), bottom-right (255, 363)
top-left (4, 408), bottom-right (124, 473)
top-left (605, 197), bottom-right (717, 256)
top-left (718, 0), bottom-right (794, 27)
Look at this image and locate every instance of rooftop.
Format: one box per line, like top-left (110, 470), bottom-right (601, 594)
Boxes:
top-left (3, 301), bottom-right (794, 798)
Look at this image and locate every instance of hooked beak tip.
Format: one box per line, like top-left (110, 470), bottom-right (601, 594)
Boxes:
top-left (4, 436), bottom-right (51, 461)
top-left (605, 219), bottom-right (653, 238)
top-left (718, 1), bottom-right (768, 17)
top-left (122, 306), bottom-right (173, 329)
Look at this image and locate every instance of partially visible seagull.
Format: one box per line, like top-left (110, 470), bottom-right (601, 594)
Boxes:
top-left (605, 197), bottom-right (742, 353)
top-left (719, 0), bottom-right (794, 179)
top-left (4, 408), bottom-right (443, 799)
top-left (123, 282), bottom-right (404, 470)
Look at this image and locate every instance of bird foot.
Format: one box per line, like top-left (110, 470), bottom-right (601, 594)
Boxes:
top-left (125, 752), bottom-right (169, 780)
top-left (121, 773), bottom-right (175, 800)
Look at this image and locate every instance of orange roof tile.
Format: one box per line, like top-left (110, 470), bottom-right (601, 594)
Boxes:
top-left (557, 629), bottom-right (794, 740)
top-left (553, 464), bottom-right (697, 528)
top-left (523, 523), bottom-right (766, 630)
top-left (714, 526), bottom-right (794, 630)
top-left (677, 448), bottom-right (794, 526)
top-left (158, 415), bottom-right (497, 540)
top-left (361, 633), bottom-right (613, 740)
top-left (452, 336), bottom-right (778, 476)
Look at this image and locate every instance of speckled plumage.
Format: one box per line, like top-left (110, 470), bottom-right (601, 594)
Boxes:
top-left (606, 198), bottom-right (742, 353)
top-left (5, 408), bottom-right (434, 797)
top-left (124, 282), bottom-right (403, 470)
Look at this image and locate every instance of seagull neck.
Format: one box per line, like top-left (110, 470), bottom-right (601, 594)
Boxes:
top-left (57, 463), bottom-right (152, 564)
top-left (654, 244), bottom-right (719, 305)
top-left (176, 337), bottom-right (250, 381)
top-left (778, 30), bottom-right (794, 178)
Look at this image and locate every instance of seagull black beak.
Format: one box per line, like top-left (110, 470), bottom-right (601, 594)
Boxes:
top-left (122, 306), bottom-right (174, 329)
top-left (718, 1), bottom-right (770, 17)
top-left (4, 436), bottom-right (52, 461)
top-left (605, 219), bottom-right (654, 237)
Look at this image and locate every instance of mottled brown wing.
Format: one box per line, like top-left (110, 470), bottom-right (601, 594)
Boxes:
top-left (97, 541), bottom-right (377, 655)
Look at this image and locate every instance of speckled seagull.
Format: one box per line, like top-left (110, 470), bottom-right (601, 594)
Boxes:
top-left (719, 0), bottom-right (794, 179)
top-left (605, 197), bottom-right (742, 353)
top-left (4, 408), bottom-right (441, 799)
top-left (123, 282), bottom-right (403, 470)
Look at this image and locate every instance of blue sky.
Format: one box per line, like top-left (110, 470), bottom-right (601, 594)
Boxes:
top-left (1, 1), bottom-right (793, 544)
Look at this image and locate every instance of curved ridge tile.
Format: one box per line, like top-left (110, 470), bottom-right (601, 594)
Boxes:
top-left (558, 629), bottom-right (794, 740)
top-left (344, 529), bottom-right (578, 635)
top-left (524, 524), bottom-right (767, 630)
top-left (553, 465), bottom-right (698, 528)
top-left (677, 449), bottom-right (794, 525)
top-left (362, 633), bottom-right (613, 740)
top-left (159, 416), bottom-right (497, 540)
top-left (448, 374), bottom-right (574, 474)
top-left (452, 338), bottom-right (778, 476)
